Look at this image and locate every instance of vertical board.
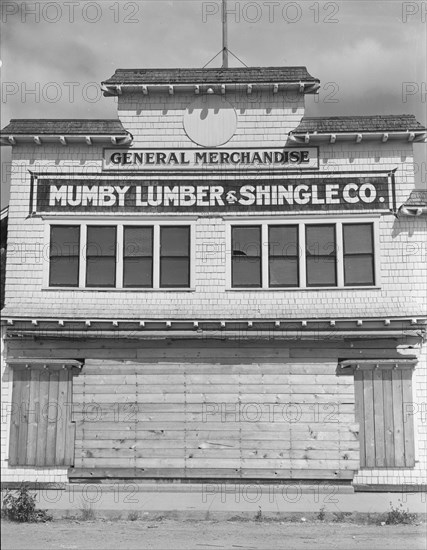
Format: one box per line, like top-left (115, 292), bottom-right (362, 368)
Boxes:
top-left (8, 369), bottom-right (23, 466)
top-left (401, 370), bottom-right (415, 467)
top-left (354, 369), bottom-right (365, 467)
top-left (362, 370), bottom-right (375, 467)
top-left (372, 369), bottom-right (385, 467)
top-left (65, 370), bottom-right (76, 466)
top-left (17, 370), bottom-right (31, 466)
top-left (382, 370), bottom-right (395, 467)
top-left (55, 368), bottom-right (69, 466)
top-left (26, 369), bottom-right (41, 466)
top-left (45, 370), bottom-right (60, 465)
top-left (391, 369), bottom-right (405, 467)
top-left (36, 369), bottom-right (50, 466)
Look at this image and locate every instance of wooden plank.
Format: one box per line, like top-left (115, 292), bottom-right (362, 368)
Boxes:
top-left (68, 467), bottom-right (356, 480)
top-left (35, 369), bottom-right (50, 466)
top-left (362, 370), bottom-right (375, 467)
top-left (372, 368), bottom-right (385, 467)
top-left (25, 369), bottom-right (40, 466)
top-left (8, 369), bottom-right (23, 466)
top-left (45, 370), bottom-right (59, 466)
top-left (16, 370), bottom-right (31, 466)
top-left (353, 369), bottom-right (365, 468)
top-left (382, 369), bottom-right (395, 467)
top-left (401, 369), bottom-right (415, 467)
top-left (55, 368), bottom-right (69, 466)
top-left (64, 371), bottom-right (76, 466)
top-left (392, 369), bottom-right (405, 467)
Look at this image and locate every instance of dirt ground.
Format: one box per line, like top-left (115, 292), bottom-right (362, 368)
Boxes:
top-left (1, 518), bottom-right (426, 550)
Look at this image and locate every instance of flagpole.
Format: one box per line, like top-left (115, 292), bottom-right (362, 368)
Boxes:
top-left (222, 0), bottom-right (228, 68)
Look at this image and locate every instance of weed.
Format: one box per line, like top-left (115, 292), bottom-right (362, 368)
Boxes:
top-left (386, 501), bottom-right (417, 525)
top-left (2, 483), bottom-right (52, 523)
top-left (127, 511), bottom-right (139, 521)
top-left (79, 498), bottom-right (96, 521)
top-left (255, 506), bottom-right (262, 521)
top-left (332, 511), bottom-right (352, 523)
top-left (317, 507), bottom-right (326, 521)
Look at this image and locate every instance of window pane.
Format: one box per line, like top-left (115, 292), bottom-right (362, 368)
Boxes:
top-left (232, 258), bottom-right (261, 287)
top-left (86, 257), bottom-right (116, 287)
top-left (307, 257), bottom-right (336, 286)
top-left (124, 258), bottom-right (153, 287)
top-left (232, 226), bottom-right (261, 257)
top-left (86, 226), bottom-right (116, 257)
top-left (50, 226), bottom-right (79, 256)
top-left (49, 257), bottom-right (79, 287)
top-left (306, 225), bottom-right (336, 257)
top-left (344, 256), bottom-right (374, 286)
top-left (269, 258), bottom-right (299, 287)
top-left (343, 224), bottom-right (373, 254)
top-left (269, 226), bottom-right (298, 257)
top-left (124, 227), bottom-right (153, 257)
top-left (161, 227), bottom-right (190, 257)
top-left (160, 258), bottom-right (190, 287)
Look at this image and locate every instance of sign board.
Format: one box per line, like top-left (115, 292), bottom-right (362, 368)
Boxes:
top-left (34, 174), bottom-right (394, 214)
top-left (102, 147), bottom-right (319, 172)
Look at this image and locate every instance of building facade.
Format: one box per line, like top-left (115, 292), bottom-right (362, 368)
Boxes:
top-left (1, 67), bottom-right (426, 489)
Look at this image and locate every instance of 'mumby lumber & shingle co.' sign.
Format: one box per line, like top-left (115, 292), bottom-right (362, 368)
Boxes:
top-left (33, 174), bottom-right (394, 213)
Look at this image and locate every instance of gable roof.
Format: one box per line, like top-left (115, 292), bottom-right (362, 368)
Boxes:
top-left (292, 115), bottom-right (426, 134)
top-left (102, 67), bottom-right (319, 86)
top-left (1, 119), bottom-right (128, 135)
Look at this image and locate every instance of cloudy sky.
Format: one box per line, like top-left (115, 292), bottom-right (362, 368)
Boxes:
top-left (1, 0), bottom-right (426, 203)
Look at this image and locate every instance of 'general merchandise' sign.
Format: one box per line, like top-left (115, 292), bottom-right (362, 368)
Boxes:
top-left (103, 147), bottom-right (319, 171)
top-left (33, 173), bottom-right (395, 213)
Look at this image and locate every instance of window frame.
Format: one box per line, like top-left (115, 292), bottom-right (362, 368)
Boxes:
top-left (225, 216), bottom-right (380, 290)
top-left (43, 219), bottom-right (195, 290)
top-left (342, 222), bottom-right (375, 287)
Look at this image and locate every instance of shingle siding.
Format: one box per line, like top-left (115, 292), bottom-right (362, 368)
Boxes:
top-left (292, 115), bottom-right (426, 134)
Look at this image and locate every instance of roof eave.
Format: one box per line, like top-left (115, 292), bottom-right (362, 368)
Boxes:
top-left (289, 131), bottom-right (427, 144)
top-left (0, 133), bottom-right (133, 147)
top-left (101, 81), bottom-right (320, 97)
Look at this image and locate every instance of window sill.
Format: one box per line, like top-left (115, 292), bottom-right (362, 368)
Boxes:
top-left (42, 287), bottom-right (196, 292)
top-left (226, 286), bottom-right (381, 291)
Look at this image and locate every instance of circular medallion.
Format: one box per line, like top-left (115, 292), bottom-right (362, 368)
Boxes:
top-left (183, 95), bottom-right (237, 147)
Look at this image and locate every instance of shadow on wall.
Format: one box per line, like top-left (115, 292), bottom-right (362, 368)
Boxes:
top-left (1, 207), bottom-right (7, 309)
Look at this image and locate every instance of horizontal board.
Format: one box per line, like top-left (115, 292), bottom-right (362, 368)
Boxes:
top-left (76, 438), bottom-right (359, 451)
top-left (76, 429), bottom-right (359, 442)
top-left (72, 393), bottom-right (355, 405)
top-left (68, 467), bottom-right (356, 480)
top-left (78, 457), bottom-right (359, 469)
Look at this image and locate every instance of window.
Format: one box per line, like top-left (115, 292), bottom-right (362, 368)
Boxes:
top-left (86, 226), bottom-right (117, 287)
top-left (343, 223), bottom-right (374, 286)
top-left (232, 226), bottom-right (261, 287)
top-left (306, 224), bottom-right (336, 287)
top-left (269, 225), bottom-right (299, 287)
top-left (47, 222), bottom-right (193, 289)
top-left (123, 226), bottom-right (153, 288)
top-left (8, 364), bottom-right (78, 467)
top-left (160, 226), bottom-right (190, 287)
top-left (228, 220), bottom-right (378, 289)
top-left (49, 225), bottom-right (80, 287)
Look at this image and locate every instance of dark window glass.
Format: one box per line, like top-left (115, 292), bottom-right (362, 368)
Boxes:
top-left (306, 224), bottom-right (337, 287)
top-left (268, 225), bottom-right (299, 287)
top-left (123, 226), bottom-right (153, 288)
top-left (86, 226), bottom-right (116, 287)
top-left (343, 223), bottom-right (375, 286)
top-left (160, 226), bottom-right (190, 287)
top-left (49, 226), bottom-right (80, 287)
top-left (232, 226), bottom-right (261, 287)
